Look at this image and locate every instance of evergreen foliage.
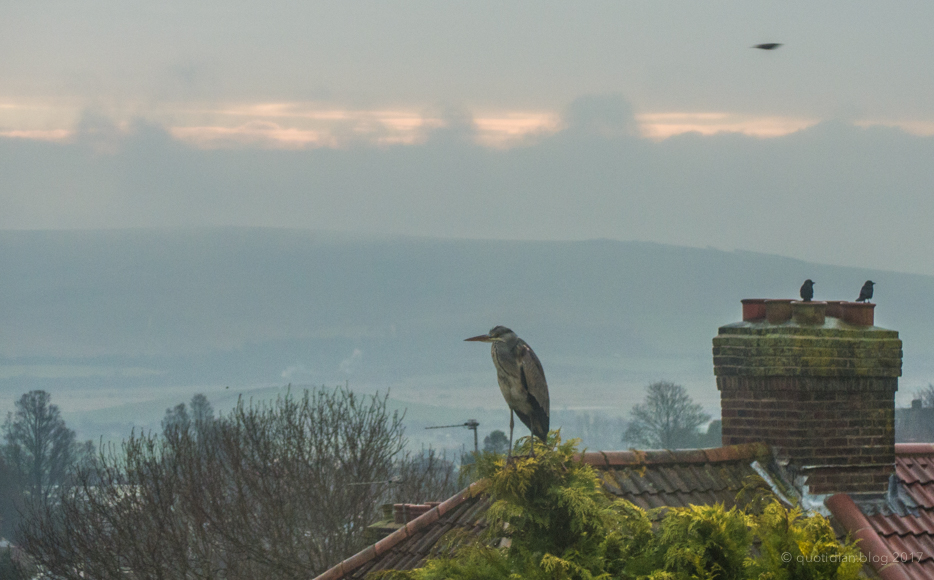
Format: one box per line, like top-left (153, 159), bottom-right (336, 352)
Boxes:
top-left (377, 434), bottom-right (863, 580)
top-left (748, 501), bottom-right (863, 580)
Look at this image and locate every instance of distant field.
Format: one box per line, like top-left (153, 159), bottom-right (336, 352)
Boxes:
top-left (45, 381), bottom-right (628, 453)
top-left (2, 228), bottom-right (932, 449)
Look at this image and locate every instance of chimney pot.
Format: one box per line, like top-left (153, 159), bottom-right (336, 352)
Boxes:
top-left (825, 301), bottom-right (845, 318)
top-left (741, 299), bottom-right (768, 321)
top-left (791, 301), bottom-right (826, 326)
top-left (841, 302), bottom-right (875, 326)
top-left (393, 503), bottom-right (431, 524)
top-left (764, 299), bottom-right (794, 324)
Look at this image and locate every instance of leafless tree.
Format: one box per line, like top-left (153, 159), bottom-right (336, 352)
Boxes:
top-left (2, 390), bottom-right (93, 542)
top-left (3, 391), bottom-right (81, 499)
top-left (0, 453), bottom-right (20, 539)
top-left (20, 387), bottom-right (417, 580)
top-left (917, 384), bottom-right (934, 408)
top-left (390, 447), bottom-right (459, 505)
top-left (161, 401), bottom-right (191, 434)
top-left (555, 410), bottom-right (628, 450)
top-left (624, 381), bottom-right (711, 449)
top-left (163, 393), bottom-right (216, 437)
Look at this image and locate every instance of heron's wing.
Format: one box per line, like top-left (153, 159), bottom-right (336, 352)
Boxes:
top-left (516, 340), bottom-right (550, 440)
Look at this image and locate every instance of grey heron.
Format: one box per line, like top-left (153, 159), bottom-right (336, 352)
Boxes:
top-left (465, 326), bottom-right (550, 457)
top-left (800, 279), bottom-right (814, 302)
top-left (856, 280), bottom-right (875, 303)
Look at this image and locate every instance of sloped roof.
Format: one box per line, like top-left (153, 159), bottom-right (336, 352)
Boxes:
top-left (315, 484), bottom-right (489, 580)
top-left (582, 443), bottom-right (781, 511)
top-left (826, 444), bottom-right (934, 580)
top-left (313, 443), bottom-right (785, 580)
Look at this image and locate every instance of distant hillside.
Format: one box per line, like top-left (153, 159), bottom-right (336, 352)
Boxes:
top-left (2, 228), bottom-right (932, 426)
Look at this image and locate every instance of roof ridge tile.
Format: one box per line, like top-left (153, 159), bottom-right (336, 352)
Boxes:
top-left (826, 494), bottom-right (912, 580)
top-left (340, 546), bottom-right (376, 577)
top-left (314, 481), bottom-right (483, 580)
top-left (579, 443), bottom-right (769, 467)
top-left (896, 443), bottom-right (934, 456)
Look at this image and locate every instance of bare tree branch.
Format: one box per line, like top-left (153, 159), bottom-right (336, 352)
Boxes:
top-left (624, 381), bottom-right (710, 449)
top-left (18, 386), bottom-right (453, 580)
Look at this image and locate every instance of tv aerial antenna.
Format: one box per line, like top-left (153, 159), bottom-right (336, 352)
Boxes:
top-left (426, 420), bottom-right (480, 453)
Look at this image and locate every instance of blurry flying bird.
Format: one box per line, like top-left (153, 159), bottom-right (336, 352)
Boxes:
top-left (800, 279), bottom-right (815, 302)
top-left (856, 280), bottom-right (875, 303)
top-left (752, 43), bottom-right (783, 50)
top-left (465, 326), bottom-right (549, 457)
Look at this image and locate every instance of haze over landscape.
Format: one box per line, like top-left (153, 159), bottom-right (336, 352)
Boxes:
top-left (3, 1), bottom-right (934, 449)
top-left (2, 229), bottom-right (933, 449)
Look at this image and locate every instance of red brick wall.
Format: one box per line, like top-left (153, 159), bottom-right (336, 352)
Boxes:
top-left (718, 376), bottom-right (896, 494)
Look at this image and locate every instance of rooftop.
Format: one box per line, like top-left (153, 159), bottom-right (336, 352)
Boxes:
top-left (315, 443), bottom-right (934, 580)
top-left (314, 442), bottom-right (790, 580)
top-left (827, 443), bottom-right (934, 580)
top-left (315, 298), bottom-right (927, 580)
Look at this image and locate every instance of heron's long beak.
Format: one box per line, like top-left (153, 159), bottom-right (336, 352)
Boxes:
top-left (464, 334), bottom-right (493, 342)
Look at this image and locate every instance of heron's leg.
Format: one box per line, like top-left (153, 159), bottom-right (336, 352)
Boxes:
top-left (508, 411), bottom-right (514, 458)
top-left (529, 427), bottom-right (536, 458)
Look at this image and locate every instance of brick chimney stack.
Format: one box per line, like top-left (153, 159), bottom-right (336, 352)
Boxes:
top-left (714, 300), bottom-right (902, 496)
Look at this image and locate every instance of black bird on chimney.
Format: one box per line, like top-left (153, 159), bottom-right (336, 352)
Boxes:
top-left (800, 279), bottom-right (815, 302)
top-left (856, 281), bottom-right (875, 303)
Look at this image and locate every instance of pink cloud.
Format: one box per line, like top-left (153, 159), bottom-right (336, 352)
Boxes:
top-left (3, 99), bottom-right (934, 149)
top-left (169, 121), bottom-right (333, 149)
top-left (636, 112), bottom-right (818, 140)
top-left (0, 129), bottom-right (72, 141)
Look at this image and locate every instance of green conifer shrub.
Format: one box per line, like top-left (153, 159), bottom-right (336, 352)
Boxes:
top-left (376, 434), bottom-right (863, 580)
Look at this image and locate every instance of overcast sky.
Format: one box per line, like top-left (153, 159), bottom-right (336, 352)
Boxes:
top-left (3, 1), bottom-right (934, 274)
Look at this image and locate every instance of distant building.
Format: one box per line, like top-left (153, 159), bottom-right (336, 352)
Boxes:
top-left (896, 400), bottom-right (934, 443)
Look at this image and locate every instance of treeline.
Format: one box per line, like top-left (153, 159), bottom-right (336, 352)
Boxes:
top-left (0, 380), bottom-right (726, 578)
top-left (3, 387), bottom-right (459, 579)
top-left (0, 391), bottom-right (95, 579)
top-left (1, 391), bottom-right (96, 559)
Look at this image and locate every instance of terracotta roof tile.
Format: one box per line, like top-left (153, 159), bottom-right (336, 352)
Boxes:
top-left (705, 442), bottom-right (770, 463)
top-left (896, 456), bottom-right (934, 486)
top-left (826, 494), bottom-right (911, 580)
top-left (885, 534), bottom-right (932, 559)
top-left (902, 561), bottom-right (934, 580)
top-left (315, 562), bottom-right (345, 580)
top-left (895, 444), bottom-right (934, 456)
top-left (611, 471), bottom-right (646, 496)
top-left (867, 512), bottom-right (934, 539)
top-left (578, 443), bottom-right (768, 468)
top-left (656, 465), bottom-right (692, 493)
top-left (904, 482), bottom-right (934, 508)
top-left (315, 444), bottom-right (784, 580)
top-left (416, 521), bottom-right (450, 552)
top-left (452, 496), bottom-right (486, 525)
top-left (829, 447), bottom-right (934, 580)
top-left (688, 464), bottom-right (726, 491)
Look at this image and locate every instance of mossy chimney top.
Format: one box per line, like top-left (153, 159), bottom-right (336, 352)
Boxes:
top-left (715, 300), bottom-right (901, 379)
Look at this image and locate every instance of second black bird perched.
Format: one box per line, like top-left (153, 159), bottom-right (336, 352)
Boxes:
top-left (800, 279), bottom-right (815, 302)
top-left (465, 326), bottom-right (550, 456)
top-left (856, 280), bottom-right (875, 303)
